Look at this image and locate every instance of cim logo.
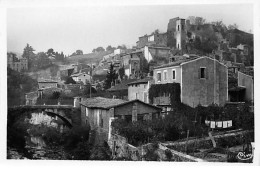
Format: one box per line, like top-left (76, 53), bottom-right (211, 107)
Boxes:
top-left (237, 152), bottom-right (253, 161)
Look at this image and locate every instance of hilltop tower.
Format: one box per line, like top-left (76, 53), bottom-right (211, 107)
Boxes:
top-left (176, 18), bottom-right (186, 50)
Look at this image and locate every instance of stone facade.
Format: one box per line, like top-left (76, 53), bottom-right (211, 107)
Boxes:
top-left (38, 80), bottom-right (58, 89)
top-left (7, 54), bottom-right (28, 72)
top-left (80, 99), bottom-right (161, 144)
top-left (153, 56), bottom-right (228, 107)
top-left (238, 71), bottom-right (253, 102)
top-left (175, 18), bottom-right (186, 50)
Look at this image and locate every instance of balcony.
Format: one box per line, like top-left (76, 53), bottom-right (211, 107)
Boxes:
top-left (153, 96), bottom-right (171, 105)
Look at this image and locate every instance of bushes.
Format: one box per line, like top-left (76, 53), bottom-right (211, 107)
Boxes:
top-left (149, 83), bottom-right (181, 106)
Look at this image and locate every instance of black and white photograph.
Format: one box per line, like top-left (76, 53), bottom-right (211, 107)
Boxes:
top-left (1, 0), bottom-right (259, 166)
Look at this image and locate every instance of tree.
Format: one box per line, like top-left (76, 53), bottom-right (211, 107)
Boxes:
top-left (151, 29), bottom-right (159, 35)
top-left (228, 23), bottom-right (238, 30)
top-left (64, 76), bottom-right (76, 84)
top-left (194, 36), bottom-right (202, 50)
top-left (47, 48), bottom-right (55, 56)
top-left (117, 45), bottom-right (127, 50)
top-left (22, 43), bottom-right (36, 70)
top-left (92, 47), bottom-right (105, 53)
top-left (187, 16), bottom-right (206, 25)
top-left (76, 50), bottom-right (83, 55)
top-left (106, 45), bottom-right (116, 52)
top-left (118, 67), bottom-right (125, 80)
top-left (35, 52), bottom-right (52, 69)
top-left (104, 64), bottom-right (118, 89)
top-left (7, 52), bottom-right (19, 62)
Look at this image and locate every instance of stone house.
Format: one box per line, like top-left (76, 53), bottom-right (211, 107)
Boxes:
top-left (152, 56), bottom-right (228, 108)
top-left (238, 71), bottom-right (253, 102)
top-left (38, 79), bottom-right (58, 89)
top-left (25, 91), bottom-right (38, 105)
top-left (107, 79), bottom-right (137, 100)
top-left (71, 72), bottom-right (91, 85)
top-left (78, 97), bottom-right (161, 144)
top-left (143, 45), bottom-right (171, 64)
top-left (127, 77), bottom-right (153, 103)
top-left (7, 53), bottom-right (28, 72)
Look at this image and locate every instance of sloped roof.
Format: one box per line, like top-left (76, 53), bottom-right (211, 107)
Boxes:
top-left (113, 99), bottom-right (162, 110)
top-left (71, 72), bottom-right (89, 77)
top-left (107, 79), bottom-right (137, 91)
top-left (154, 57), bottom-right (198, 69)
top-left (38, 79), bottom-right (58, 83)
top-left (127, 77), bottom-right (153, 85)
top-left (80, 97), bottom-right (127, 109)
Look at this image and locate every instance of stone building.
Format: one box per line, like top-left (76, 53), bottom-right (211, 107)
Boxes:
top-left (152, 56), bottom-right (228, 108)
top-left (71, 72), bottom-right (91, 85)
top-left (25, 91), bottom-right (38, 105)
top-left (78, 97), bottom-right (161, 144)
top-left (238, 71), bottom-right (253, 102)
top-left (127, 77), bottom-right (153, 103)
top-left (38, 79), bottom-right (58, 89)
top-left (175, 18), bottom-right (186, 50)
top-left (7, 53), bottom-right (28, 72)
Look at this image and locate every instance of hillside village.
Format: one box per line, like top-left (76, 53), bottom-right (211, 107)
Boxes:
top-left (7, 16), bottom-right (254, 161)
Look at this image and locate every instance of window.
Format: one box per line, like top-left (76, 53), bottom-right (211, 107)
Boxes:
top-left (164, 70), bottom-right (167, 81)
top-left (100, 119), bottom-right (103, 128)
top-left (178, 25), bottom-right (180, 31)
top-left (200, 67), bottom-right (206, 79)
top-left (157, 72), bottom-right (161, 82)
top-left (182, 24), bottom-right (184, 30)
top-left (172, 69), bottom-right (176, 80)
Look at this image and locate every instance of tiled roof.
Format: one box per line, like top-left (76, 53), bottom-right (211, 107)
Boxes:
top-left (71, 72), bottom-right (87, 77)
top-left (38, 79), bottom-right (58, 83)
top-left (154, 57), bottom-right (200, 69)
top-left (127, 77), bottom-right (153, 85)
top-left (42, 87), bottom-right (63, 95)
top-left (80, 97), bottom-right (126, 109)
top-left (107, 79), bottom-right (137, 91)
top-left (112, 99), bottom-right (162, 110)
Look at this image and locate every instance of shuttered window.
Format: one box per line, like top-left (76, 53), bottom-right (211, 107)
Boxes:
top-left (172, 69), bottom-right (176, 80)
top-left (199, 67), bottom-right (207, 79)
top-left (157, 72), bottom-right (161, 82)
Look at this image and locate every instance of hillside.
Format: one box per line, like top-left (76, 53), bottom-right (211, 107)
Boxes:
top-left (67, 51), bottom-right (113, 64)
top-left (226, 29), bottom-right (253, 47)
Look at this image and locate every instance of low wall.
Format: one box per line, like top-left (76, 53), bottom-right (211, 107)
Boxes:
top-left (109, 134), bottom-right (205, 161)
top-left (108, 134), bottom-right (140, 160)
top-left (163, 130), bottom-right (254, 153)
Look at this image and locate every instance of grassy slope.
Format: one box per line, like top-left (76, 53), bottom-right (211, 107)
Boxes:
top-left (67, 51), bottom-right (113, 64)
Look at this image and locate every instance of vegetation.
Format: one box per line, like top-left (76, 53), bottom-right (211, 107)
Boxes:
top-left (112, 102), bottom-right (254, 146)
top-left (148, 83), bottom-right (181, 108)
top-left (104, 64), bottom-right (118, 89)
top-left (64, 76), bottom-right (76, 84)
top-left (92, 46), bottom-right (105, 53)
top-left (118, 67), bottom-right (125, 80)
top-left (7, 68), bottom-right (38, 107)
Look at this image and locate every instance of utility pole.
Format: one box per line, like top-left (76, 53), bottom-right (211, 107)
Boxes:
top-left (90, 65), bottom-right (92, 98)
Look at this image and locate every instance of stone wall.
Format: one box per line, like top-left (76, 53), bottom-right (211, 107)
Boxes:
top-left (109, 130), bottom-right (253, 161)
top-left (109, 134), bottom-right (205, 161)
top-left (163, 130), bottom-right (254, 153)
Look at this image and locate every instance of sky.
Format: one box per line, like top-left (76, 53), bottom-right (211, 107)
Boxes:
top-left (7, 3), bottom-right (254, 56)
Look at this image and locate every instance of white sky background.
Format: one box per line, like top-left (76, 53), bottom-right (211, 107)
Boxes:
top-left (7, 3), bottom-right (254, 56)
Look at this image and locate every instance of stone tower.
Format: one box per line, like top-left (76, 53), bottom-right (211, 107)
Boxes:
top-left (176, 18), bottom-right (186, 50)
